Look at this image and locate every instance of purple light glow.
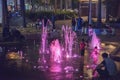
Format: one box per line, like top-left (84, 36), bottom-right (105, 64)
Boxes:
top-left (66, 54), bottom-right (70, 58)
top-left (18, 50), bottom-right (23, 59)
top-left (90, 46), bottom-right (99, 64)
top-left (62, 25), bottom-right (77, 57)
top-left (86, 65), bottom-right (90, 69)
top-left (64, 66), bottom-right (74, 72)
top-left (50, 64), bottom-right (62, 72)
top-left (90, 31), bottom-right (100, 49)
top-left (40, 27), bottom-right (48, 54)
top-left (33, 66), bottom-right (37, 69)
top-left (38, 26), bottom-right (48, 70)
top-left (50, 39), bottom-right (62, 63)
top-left (37, 24), bottom-right (80, 73)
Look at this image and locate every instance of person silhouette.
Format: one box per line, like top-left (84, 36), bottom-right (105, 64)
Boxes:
top-left (93, 53), bottom-right (117, 79)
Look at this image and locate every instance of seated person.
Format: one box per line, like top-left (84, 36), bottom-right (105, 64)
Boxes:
top-left (93, 53), bottom-right (117, 78)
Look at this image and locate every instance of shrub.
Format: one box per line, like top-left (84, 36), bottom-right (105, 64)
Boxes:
top-left (26, 10), bottom-right (77, 21)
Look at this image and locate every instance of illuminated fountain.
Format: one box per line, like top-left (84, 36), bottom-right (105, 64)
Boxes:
top-left (50, 39), bottom-right (62, 63)
top-left (38, 24), bottom-right (80, 73)
top-left (47, 25), bottom-right (79, 73)
top-left (89, 30), bottom-right (101, 64)
top-left (38, 26), bottom-right (48, 71)
top-left (90, 46), bottom-right (99, 65)
top-left (62, 25), bottom-right (77, 58)
top-left (89, 30), bottom-right (101, 65)
top-left (90, 31), bottom-right (100, 49)
top-left (86, 30), bottom-right (101, 78)
top-left (49, 39), bottom-right (62, 72)
top-left (40, 27), bottom-right (48, 54)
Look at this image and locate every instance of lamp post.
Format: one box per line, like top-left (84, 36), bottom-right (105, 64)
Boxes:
top-left (88, 0), bottom-right (92, 24)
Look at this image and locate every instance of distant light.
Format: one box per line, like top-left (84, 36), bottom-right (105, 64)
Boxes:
top-left (73, 54), bottom-right (78, 58)
top-left (33, 66), bottom-right (37, 69)
top-left (66, 55), bottom-right (70, 58)
top-left (6, 52), bottom-right (21, 59)
top-left (75, 69), bottom-right (79, 72)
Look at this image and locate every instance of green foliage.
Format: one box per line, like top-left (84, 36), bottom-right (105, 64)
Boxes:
top-left (26, 10), bottom-right (77, 21)
top-left (31, 0), bottom-right (42, 6)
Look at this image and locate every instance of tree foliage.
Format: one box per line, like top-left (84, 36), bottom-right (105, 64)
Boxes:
top-left (29, 0), bottom-right (42, 12)
top-left (31, 0), bottom-right (42, 6)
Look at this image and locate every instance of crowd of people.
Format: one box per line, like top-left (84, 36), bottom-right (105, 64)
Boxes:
top-left (71, 16), bottom-right (84, 32)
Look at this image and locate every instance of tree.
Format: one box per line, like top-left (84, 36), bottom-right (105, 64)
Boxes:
top-left (30, 0), bottom-right (42, 12)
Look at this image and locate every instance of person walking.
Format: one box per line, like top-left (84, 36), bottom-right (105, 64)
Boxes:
top-left (80, 38), bottom-right (86, 56)
top-left (51, 14), bottom-right (56, 30)
top-left (77, 16), bottom-right (83, 34)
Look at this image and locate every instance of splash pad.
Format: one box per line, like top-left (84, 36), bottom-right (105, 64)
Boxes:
top-left (38, 25), bottom-right (80, 73)
top-left (90, 31), bottom-right (100, 49)
top-left (62, 25), bottom-right (78, 58)
top-left (86, 29), bottom-right (101, 78)
top-left (50, 39), bottom-right (62, 63)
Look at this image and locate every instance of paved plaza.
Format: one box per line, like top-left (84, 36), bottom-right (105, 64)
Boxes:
top-left (0, 20), bottom-right (120, 80)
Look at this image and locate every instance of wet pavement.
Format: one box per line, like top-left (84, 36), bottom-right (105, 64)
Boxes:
top-left (0, 34), bottom-right (120, 80)
top-left (0, 20), bottom-right (120, 80)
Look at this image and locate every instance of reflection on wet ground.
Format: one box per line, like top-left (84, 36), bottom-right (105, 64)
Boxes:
top-left (0, 40), bottom-right (119, 80)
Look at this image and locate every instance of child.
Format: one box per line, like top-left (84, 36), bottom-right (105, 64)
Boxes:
top-left (90, 46), bottom-right (99, 64)
top-left (80, 39), bottom-right (86, 56)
